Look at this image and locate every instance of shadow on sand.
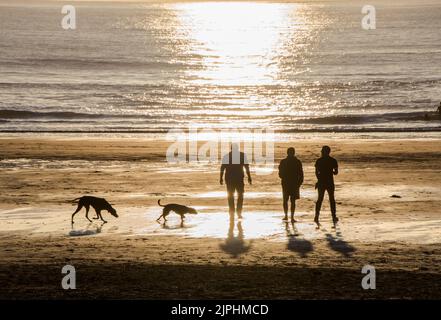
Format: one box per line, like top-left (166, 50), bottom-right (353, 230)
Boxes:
top-left (285, 221), bottom-right (313, 258)
top-left (325, 229), bottom-right (356, 258)
top-left (219, 217), bottom-right (252, 258)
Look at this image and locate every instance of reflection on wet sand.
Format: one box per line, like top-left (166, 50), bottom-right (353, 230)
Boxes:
top-left (69, 221), bottom-right (105, 237)
top-left (160, 220), bottom-right (184, 230)
top-left (146, 209), bottom-right (313, 240)
top-left (219, 217), bottom-right (252, 258)
top-left (285, 221), bottom-right (313, 258)
top-left (8, 205), bottom-right (440, 245)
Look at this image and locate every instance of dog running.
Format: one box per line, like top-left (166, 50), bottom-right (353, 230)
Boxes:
top-left (71, 196), bottom-right (118, 224)
top-left (156, 199), bottom-right (197, 223)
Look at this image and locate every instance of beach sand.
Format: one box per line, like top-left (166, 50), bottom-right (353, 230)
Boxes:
top-left (1, 136), bottom-right (441, 299)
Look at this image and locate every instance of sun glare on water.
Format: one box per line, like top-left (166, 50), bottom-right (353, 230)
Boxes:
top-left (173, 2), bottom-right (307, 86)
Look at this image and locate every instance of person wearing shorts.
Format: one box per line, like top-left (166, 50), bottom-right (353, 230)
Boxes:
top-left (278, 147), bottom-right (304, 222)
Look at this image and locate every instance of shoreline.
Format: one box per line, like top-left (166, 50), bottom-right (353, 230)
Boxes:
top-left (2, 131), bottom-right (441, 143)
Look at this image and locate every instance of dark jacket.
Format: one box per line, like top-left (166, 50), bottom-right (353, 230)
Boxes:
top-left (278, 156), bottom-right (304, 187)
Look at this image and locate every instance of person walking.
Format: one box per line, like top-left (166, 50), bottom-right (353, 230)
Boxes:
top-left (314, 145), bottom-right (339, 226)
top-left (220, 144), bottom-right (252, 219)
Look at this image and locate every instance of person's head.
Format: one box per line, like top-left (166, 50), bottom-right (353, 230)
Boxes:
top-left (287, 147), bottom-right (295, 157)
top-left (321, 145), bottom-right (331, 157)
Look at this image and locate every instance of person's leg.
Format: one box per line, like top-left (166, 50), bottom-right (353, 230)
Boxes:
top-left (328, 186), bottom-right (338, 223)
top-left (315, 187), bottom-right (325, 223)
top-left (236, 182), bottom-right (244, 218)
top-left (282, 188), bottom-right (289, 220)
top-left (226, 184), bottom-right (235, 215)
top-left (290, 196), bottom-right (296, 222)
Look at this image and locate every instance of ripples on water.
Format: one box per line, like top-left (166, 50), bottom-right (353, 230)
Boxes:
top-left (1, 1), bottom-right (441, 133)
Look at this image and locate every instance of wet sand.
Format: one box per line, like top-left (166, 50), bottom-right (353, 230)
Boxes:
top-left (1, 135), bottom-right (441, 299)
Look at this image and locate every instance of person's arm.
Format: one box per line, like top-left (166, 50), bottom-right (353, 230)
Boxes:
top-left (333, 159), bottom-right (339, 175)
top-left (299, 161), bottom-right (304, 185)
top-left (278, 160), bottom-right (284, 179)
top-left (315, 161), bottom-right (320, 180)
top-left (314, 162), bottom-right (319, 189)
top-left (243, 153), bottom-right (252, 185)
top-left (220, 164), bottom-right (226, 185)
top-left (245, 164), bottom-right (252, 185)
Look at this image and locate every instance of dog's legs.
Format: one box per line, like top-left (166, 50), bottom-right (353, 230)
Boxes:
top-left (71, 204), bottom-right (83, 224)
top-left (162, 208), bottom-right (170, 221)
top-left (98, 210), bottom-right (107, 223)
top-left (93, 207), bottom-right (99, 220)
top-left (157, 208), bottom-right (171, 222)
top-left (93, 207), bottom-right (100, 220)
top-left (85, 205), bottom-right (92, 222)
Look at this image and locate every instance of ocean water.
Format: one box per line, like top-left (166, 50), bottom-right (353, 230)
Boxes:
top-left (0, 0), bottom-right (441, 133)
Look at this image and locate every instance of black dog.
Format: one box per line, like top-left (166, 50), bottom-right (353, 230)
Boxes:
top-left (156, 199), bottom-right (197, 223)
top-left (71, 196), bottom-right (118, 224)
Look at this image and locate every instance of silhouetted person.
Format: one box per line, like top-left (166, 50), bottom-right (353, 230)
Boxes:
top-left (220, 144), bottom-right (252, 219)
top-left (437, 102), bottom-right (441, 118)
top-left (278, 147), bottom-right (303, 221)
top-left (314, 146), bottom-right (339, 226)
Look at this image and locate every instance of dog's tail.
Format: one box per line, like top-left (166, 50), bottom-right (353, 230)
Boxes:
top-left (158, 199), bottom-right (166, 207)
top-left (69, 197), bottom-right (82, 205)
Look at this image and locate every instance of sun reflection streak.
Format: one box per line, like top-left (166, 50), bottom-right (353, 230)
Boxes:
top-left (173, 2), bottom-right (306, 86)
